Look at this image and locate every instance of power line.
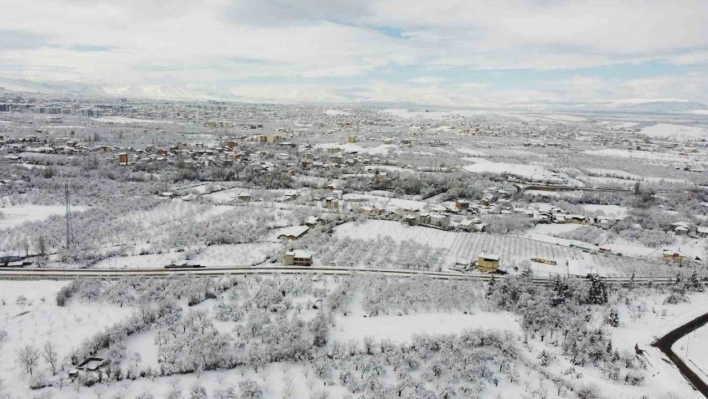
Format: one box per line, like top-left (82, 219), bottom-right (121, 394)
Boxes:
top-left (65, 182), bottom-right (72, 249)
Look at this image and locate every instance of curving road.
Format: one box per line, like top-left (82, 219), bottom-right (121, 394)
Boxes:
top-left (653, 312), bottom-right (708, 398)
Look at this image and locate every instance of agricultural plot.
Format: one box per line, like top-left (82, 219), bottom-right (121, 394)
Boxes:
top-left (332, 220), bottom-right (661, 276)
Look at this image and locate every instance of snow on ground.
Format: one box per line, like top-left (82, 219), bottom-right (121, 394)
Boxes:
top-left (189, 243), bottom-right (281, 266)
top-left (342, 193), bottom-right (427, 211)
top-left (204, 187), bottom-right (250, 203)
top-left (364, 165), bottom-right (411, 174)
top-left (332, 290), bottom-right (522, 344)
top-left (461, 156), bottom-right (492, 164)
top-left (596, 237), bottom-right (658, 257)
top-left (524, 189), bottom-right (583, 199)
top-left (0, 204), bottom-right (87, 229)
top-left (382, 108), bottom-right (486, 120)
top-left (18, 163), bottom-right (48, 170)
top-left (584, 168), bottom-right (642, 180)
top-left (539, 114), bottom-right (587, 122)
top-left (335, 220), bottom-right (636, 276)
top-left (609, 291), bottom-right (708, 399)
top-left (581, 175), bottom-right (637, 187)
top-left (457, 148), bottom-right (486, 157)
top-left (92, 252), bottom-right (184, 269)
top-left (581, 204), bottom-right (629, 218)
top-left (645, 176), bottom-right (692, 185)
top-left (0, 280), bottom-right (135, 399)
top-left (641, 123), bottom-right (708, 140)
top-left (194, 204), bottom-right (236, 222)
top-left (609, 122), bottom-right (640, 129)
top-left (324, 109), bottom-right (350, 116)
top-left (122, 329), bottom-right (160, 370)
top-left (525, 223), bottom-right (583, 235)
top-left (674, 324), bottom-right (708, 384)
top-left (315, 142), bottom-right (397, 155)
top-left (585, 148), bottom-right (698, 163)
top-left (92, 116), bottom-right (177, 124)
top-left (661, 236), bottom-right (708, 260)
top-left (463, 161), bottom-right (576, 184)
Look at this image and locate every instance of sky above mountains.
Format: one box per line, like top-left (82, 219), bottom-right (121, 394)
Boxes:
top-left (2, 0), bottom-right (708, 106)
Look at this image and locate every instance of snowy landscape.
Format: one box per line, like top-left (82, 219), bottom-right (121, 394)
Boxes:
top-left (2, 0), bottom-right (708, 397)
top-left (0, 93), bottom-right (707, 399)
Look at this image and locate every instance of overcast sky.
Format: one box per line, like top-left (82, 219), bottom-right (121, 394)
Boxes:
top-left (2, 0), bottom-right (708, 106)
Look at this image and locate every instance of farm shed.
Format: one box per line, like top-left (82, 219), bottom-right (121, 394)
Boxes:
top-left (278, 225), bottom-right (310, 241)
top-left (477, 253), bottom-right (500, 272)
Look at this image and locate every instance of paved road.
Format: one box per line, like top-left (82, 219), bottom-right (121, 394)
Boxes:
top-left (0, 266), bottom-right (691, 286)
top-left (653, 312), bottom-right (708, 398)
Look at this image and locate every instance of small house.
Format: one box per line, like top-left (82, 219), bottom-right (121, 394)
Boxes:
top-left (697, 226), bottom-right (708, 238)
top-left (662, 250), bottom-right (686, 262)
top-left (284, 250), bottom-right (313, 266)
top-left (238, 193), bottom-right (251, 202)
top-left (324, 197), bottom-right (339, 209)
top-left (118, 153), bottom-right (129, 165)
top-left (429, 214), bottom-right (450, 228)
top-left (477, 253), bottom-right (500, 272)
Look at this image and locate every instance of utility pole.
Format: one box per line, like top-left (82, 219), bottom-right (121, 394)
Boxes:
top-left (65, 182), bottom-right (72, 249)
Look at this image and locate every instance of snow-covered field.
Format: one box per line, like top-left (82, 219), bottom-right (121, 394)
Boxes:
top-left (334, 220), bottom-right (649, 276)
top-left (0, 205), bottom-right (87, 229)
top-left (674, 324), bottom-right (708, 384)
top-left (641, 123), bottom-right (708, 140)
top-left (331, 289), bottom-right (523, 345)
top-left (92, 252), bottom-right (184, 269)
top-left (525, 223), bottom-right (583, 235)
top-left (463, 161), bottom-right (579, 185)
top-left (342, 193), bottom-right (427, 211)
top-left (0, 281), bottom-right (136, 398)
top-left (581, 204), bottom-right (628, 218)
top-left (189, 243), bottom-right (281, 266)
top-left (92, 116), bottom-right (177, 124)
top-left (315, 142), bottom-right (397, 155)
top-left (324, 109), bottom-right (350, 116)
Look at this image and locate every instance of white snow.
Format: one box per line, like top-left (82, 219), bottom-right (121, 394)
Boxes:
top-left (92, 116), bottom-right (177, 124)
top-left (333, 311), bottom-right (521, 344)
top-left (581, 204), bottom-right (628, 218)
top-left (0, 280), bottom-right (135, 398)
top-left (190, 243), bottom-right (281, 267)
top-left (324, 109), bottom-right (350, 116)
top-left (463, 161), bottom-right (578, 185)
top-left (0, 205), bottom-right (88, 229)
top-left (641, 124), bottom-right (708, 140)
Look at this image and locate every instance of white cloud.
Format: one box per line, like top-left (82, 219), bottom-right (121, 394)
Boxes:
top-left (409, 76), bottom-right (447, 84)
top-left (0, 0), bottom-right (707, 104)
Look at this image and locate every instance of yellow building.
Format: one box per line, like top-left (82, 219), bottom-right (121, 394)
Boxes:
top-left (348, 136), bottom-right (358, 143)
top-left (477, 253), bottom-right (500, 272)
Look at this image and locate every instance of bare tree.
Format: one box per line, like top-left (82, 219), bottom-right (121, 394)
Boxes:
top-left (282, 374), bottom-right (295, 399)
top-left (16, 345), bottom-right (40, 376)
top-left (42, 341), bottom-right (59, 376)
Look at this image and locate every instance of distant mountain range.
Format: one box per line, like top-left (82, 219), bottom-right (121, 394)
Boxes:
top-left (1, 77), bottom-right (707, 114)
